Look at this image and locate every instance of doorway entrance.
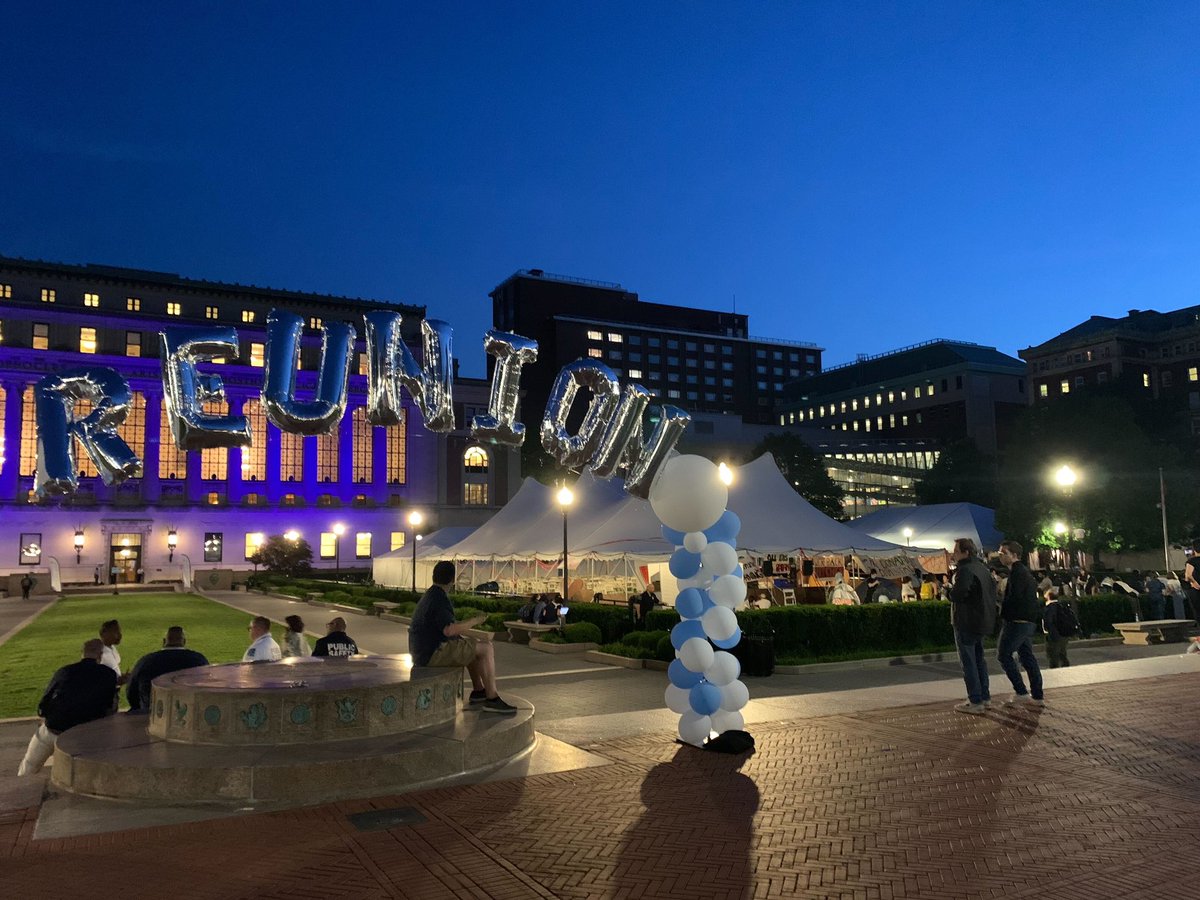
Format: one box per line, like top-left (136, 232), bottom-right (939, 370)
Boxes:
top-left (109, 533), bottom-right (143, 584)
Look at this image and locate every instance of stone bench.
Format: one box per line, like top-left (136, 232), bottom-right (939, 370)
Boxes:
top-left (504, 621), bottom-right (560, 644)
top-left (372, 601), bottom-right (402, 616)
top-left (1112, 619), bottom-right (1194, 645)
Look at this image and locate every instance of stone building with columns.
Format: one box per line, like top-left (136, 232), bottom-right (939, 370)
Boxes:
top-left (0, 255), bottom-right (518, 586)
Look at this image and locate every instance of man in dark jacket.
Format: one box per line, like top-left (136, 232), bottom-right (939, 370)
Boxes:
top-left (949, 538), bottom-right (997, 714)
top-left (126, 627), bottom-right (210, 713)
top-left (18, 639), bottom-right (116, 775)
top-left (312, 617), bottom-right (360, 657)
top-left (996, 541), bottom-right (1045, 707)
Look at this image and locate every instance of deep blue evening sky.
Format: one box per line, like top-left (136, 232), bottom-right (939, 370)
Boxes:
top-left (2, 3), bottom-right (1199, 377)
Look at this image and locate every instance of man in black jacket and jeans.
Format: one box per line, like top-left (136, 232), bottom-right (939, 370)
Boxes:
top-left (997, 541), bottom-right (1045, 707)
top-left (949, 538), bottom-right (997, 715)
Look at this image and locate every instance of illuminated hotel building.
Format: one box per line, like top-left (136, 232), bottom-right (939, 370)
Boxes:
top-left (0, 256), bottom-right (518, 584)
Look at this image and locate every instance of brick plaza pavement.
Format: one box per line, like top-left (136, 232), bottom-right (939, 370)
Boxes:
top-left (2, 672), bottom-right (1197, 899)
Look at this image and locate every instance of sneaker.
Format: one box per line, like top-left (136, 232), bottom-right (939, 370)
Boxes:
top-left (468, 689), bottom-right (487, 705)
top-left (481, 697), bottom-right (519, 715)
top-left (954, 701), bottom-right (986, 715)
top-left (1007, 694), bottom-right (1045, 707)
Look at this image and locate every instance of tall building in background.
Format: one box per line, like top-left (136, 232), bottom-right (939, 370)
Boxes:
top-left (0, 256), bottom-right (518, 582)
top-left (490, 269), bottom-right (824, 429)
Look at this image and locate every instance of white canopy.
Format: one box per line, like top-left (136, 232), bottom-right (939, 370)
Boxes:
top-left (846, 502), bottom-right (1002, 553)
top-left (370, 526), bottom-right (478, 589)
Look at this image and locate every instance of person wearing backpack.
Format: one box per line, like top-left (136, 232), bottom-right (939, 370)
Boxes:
top-left (948, 538), bottom-right (998, 715)
top-left (1042, 588), bottom-right (1071, 668)
top-left (996, 541), bottom-right (1045, 707)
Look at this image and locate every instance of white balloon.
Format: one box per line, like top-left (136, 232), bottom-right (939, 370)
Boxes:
top-left (704, 651), bottom-right (741, 686)
top-left (710, 709), bottom-right (745, 733)
top-left (700, 541), bottom-right (738, 577)
top-left (683, 531), bottom-right (708, 553)
top-left (677, 572), bottom-right (712, 591)
top-left (664, 684), bottom-right (692, 714)
top-left (720, 679), bottom-right (750, 711)
top-left (678, 637), bottom-right (715, 673)
top-left (649, 455), bottom-right (729, 534)
top-left (709, 574), bottom-right (747, 608)
top-left (701, 605), bottom-right (738, 641)
top-left (678, 711), bottom-right (712, 746)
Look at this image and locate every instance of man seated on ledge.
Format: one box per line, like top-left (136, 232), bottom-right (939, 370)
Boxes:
top-left (410, 560), bottom-right (518, 714)
top-left (126, 627), bottom-right (209, 713)
top-left (313, 617), bottom-right (359, 657)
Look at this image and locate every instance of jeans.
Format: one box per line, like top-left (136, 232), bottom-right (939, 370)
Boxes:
top-left (998, 621), bottom-right (1043, 700)
top-left (954, 628), bottom-right (990, 705)
top-left (1046, 638), bottom-right (1070, 668)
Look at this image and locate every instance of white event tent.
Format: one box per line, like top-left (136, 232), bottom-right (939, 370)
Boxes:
top-left (373, 453), bottom-right (928, 599)
top-left (846, 503), bottom-right (1002, 554)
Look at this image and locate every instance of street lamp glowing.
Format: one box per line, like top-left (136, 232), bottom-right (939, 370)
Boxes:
top-left (902, 527), bottom-right (913, 546)
top-left (1054, 464), bottom-right (1078, 488)
top-left (251, 533), bottom-right (265, 548)
top-left (74, 529), bottom-right (85, 563)
top-left (284, 529), bottom-right (300, 542)
top-left (167, 528), bottom-right (178, 562)
top-left (557, 486), bottom-right (574, 507)
top-left (408, 510), bottom-right (423, 591)
top-left (557, 483), bottom-right (574, 601)
top-left (1054, 521), bottom-right (1068, 535)
top-left (407, 510), bottom-right (423, 528)
top-left (332, 522), bottom-right (346, 537)
top-left (718, 462), bottom-right (734, 486)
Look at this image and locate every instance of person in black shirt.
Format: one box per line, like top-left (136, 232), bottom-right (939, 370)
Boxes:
top-left (126, 627), bottom-right (210, 713)
top-left (18, 639), bottom-right (116, 776)
top-left (312, 617), bottom-right (360, 657)
top-left (409, 561), bottom-right (517, 714)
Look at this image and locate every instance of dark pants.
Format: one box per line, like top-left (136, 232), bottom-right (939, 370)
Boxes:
top-left (998, 621), bottom-right (1043, 700)
top-left (1046, 638), bottom-right (1070, 668)
top-left (954, 628), bottom-right (990, 705)
top-left (21, 586), bottom-right (31, 600)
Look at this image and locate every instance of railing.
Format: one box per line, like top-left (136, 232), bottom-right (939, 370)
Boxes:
top-left (517, 269), bottom-right (624, 290)
top-left (821, 339), bottom-right (989, 374)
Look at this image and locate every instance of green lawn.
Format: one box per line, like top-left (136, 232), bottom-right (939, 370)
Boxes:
top-left (0, 592), bottom-right (260, 719)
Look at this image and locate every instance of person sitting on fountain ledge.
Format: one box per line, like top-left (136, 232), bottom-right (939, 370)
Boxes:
top-left (17, 639), bottom-right (117, 776)
top-left (243, 616), bottom-right (282, 662)
top-left (126, 627), bottom-right (210, 713)
top-left (313, 617), bottom-right (360, 657)
top-left (410, 560), bottom-right (518, 714)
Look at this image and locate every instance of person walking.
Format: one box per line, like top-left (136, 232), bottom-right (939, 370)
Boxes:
top-left (996, 541), bottom-right (1045, 707)
top-left (949, 538), bottom-right (997, 715)
top-left (20, 574), bottom-right (33, 600)
top-left (1042, 589), bottom-right (1071, 668)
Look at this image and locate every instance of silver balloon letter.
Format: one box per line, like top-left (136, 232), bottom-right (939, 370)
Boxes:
top-left (34, 367), bottom-right (142, 498)
top-left (261, 309), bottom-right (355, 436)
top-left (623, 405), bottom-right (691, 499)
top-left (590, 382), bottom-right (652, 478)
top-left (471, 330), bottom-right (538, 446)
top-left (160, 326), bottom-right (251, 451)
top-left (363, 311), bottom-right (455, 431)
top-left (540, 360), bottom-right (622, 470)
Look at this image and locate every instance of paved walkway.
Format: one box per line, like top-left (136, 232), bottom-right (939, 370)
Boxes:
top-left (2, 671), bottom-right (1197, 898)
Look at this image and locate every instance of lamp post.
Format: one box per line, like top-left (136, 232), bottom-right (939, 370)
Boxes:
top-left (902, 527), bottom-right (913, 547)
top-left (167, 529), bottom-right (178, 563)
top-left (74, 529), bottom-right (85, 564)
top-left (250, 532), bottom-right (264, 574)
top-left (1054, 464), bottom-right (1079, 568)
top-left (556, 484), bottom-right (574, 601)
top-left (332, 523), bottom-right (346, 580)
top-left (407, 510), bottom-right (423, 592)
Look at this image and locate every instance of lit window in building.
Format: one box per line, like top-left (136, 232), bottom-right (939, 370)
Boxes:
top-left (245, 493), bottom-right (261, 505)
top-left (877, 416), bottom-right (883, 430)
top-left (0, 283), bottom-right (10, 298)
top-left (19, 387), bottom-right (36, 475)
top-left (203, 532), bottom-right (223, 563)
top-left (243, 402), bottom-right (267, 481)
top-left (79, 327), bottom-right (97, 354)
top-left (900, 390), bottom-right (907, 401)
top-left (902, 415), bottom-right (909, 426)
top-left (320, 532), bottom-right (336, 558)
top-left (242, 309), bottom-right (256, 323)
top-left (1143, 372), bottom-right (1150, 388)
top-left (159, 399), bottom-right (188, 479)
top-left (127, 297), bottom-right (141, 311)
top-left (779, 415), bottom-right (786, 425)
top-left (464, 483), bottom-right (488, 505)
top-left (250, 342), bottom-right (265, 367)
top-left (863, 397), bottom-right (870, 409)
top-left (587, 348), bottom-right (603, 358)
top-left (358, 353), bottom-right (368, 376)
top-left (914, 386), bottom-right (922, 398)
top-left (41, 289), bottom-right (56, 303)
top-left (464, 446), bottom-right (489, 474)
top-left (386, 413), bottom-right (406, 484)
top-left (282, 493), bottom-right (297, 505)
top-left (67, 397), bottom-right (99, 478)
top-left (280, 429), bottom-right (303, 481)
top-left (1061, 380), bottom-right (1070, 394)
top-left (851, 399), bottom-right (858, 411)
top-left (352, 406), bottom-right (372, 482)
top-left (207, 492), bottom-right (220, 505)
top-left (1190, 367), bottom-right (1199, 383)
top-left (309, 316), bottom-right (322, 329)
top-left (201, 400), bottom-right (228, 480)
top-left (876, 393), bottom-right (882, 404)
top-left (629, 368), bottom-right (643, 379)
top-left (667, 389), bottom-right (680, 399)
top-left (927, 383), bottom-right (935, 396)
top-left (587, 330), bottom-right (602, 340)
top-left (166, 301), bottom-right (181, 316)
top-left (317, 493), bottom-right (335, 506)
top-left (390, 532), bottom-right (405, 551)
top-left (206, 305), bottom-right (219, 319)
top-left (317, 428), bottom-right (338, 483)
top-left (355, 533), bottom-right (372, 558)
top-left (1039, 384), bottom-right (1048, 398)
top-left (126, 331), bottom-right (141, 357)
top-left (33, 323), bottom-right (49, 350)
top-left (83, 292), bottom-right (100, 307)
top-left (889, 414), bottom-right (896, 427)
top-left (116, 392), bottom-right (146, 463)
top-left (245, 533), bottom-right (265, 559)
top-left (608, 333), bottom-right (623, 343)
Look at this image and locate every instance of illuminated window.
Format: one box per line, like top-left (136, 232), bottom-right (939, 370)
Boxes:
top-left (1039, 384), bottom-right (1048, 398)
top-left (41, 289), bottom-right (55, 303)
top-left (243, 401), bottom-right (267, 481)
top-left (0, 284), bottom-right (10, 298)
top-left (464, 483), bottom-right (488, 505)
top-left (166, 301), bottom-right (181, 316)
top-left (69, 395), bottom-right (99, 478)
top-left (628, 368), bottom-right (643, 379)
top-left (914, 386), bottom-right (922, 398)
top-left (83, 292), bottom-right (100, 307)
top-left (205, 305), bottom-right (219, 319)
top-left (79, 327), bottom-right (97, 354)
top-left (309, 316), bottom-right (322, 329)
top-left (358, 353), bottom-right (368, 376)
top-left (317, 428), bottom-right (338, 482)
top-left (242, 309), bottom-right (255, 323)
top-left (320, 532), bottom-right (336, 559)
top-left (851, 399), bottom-right (858, 411)
top-left (586, 330), bottom-right (602, 340)
top-left (355, 533), bottom-right (371, 558)
top-left (280, 429), bottom-right (303, 481)
top-left (201, 400), bottom-right (228, 480)
top-left (607, 333), bottom-right (623, 343)
top-left (203, 532), bottom-right (223, 562)
top-left (20, 387), bottom-right (36, 475)
top-left (125, 331), bottom-right (141, 357)
top-left (1190, 367), bottom-right (1198, 383)
top-left (244, 493), bottom-right (261, 505)
top-left (250, 343), bottom-right (265, 367)
top-left (127, 297), bottom-right (141, 311)
top-left (207, 492), bottom-right (220, 505)
top-left (390, 532), bottom-right (405, 551)
top-left (282, 493), bottom-right (297, 505)
top-left (464, 446), bottom-right (489, 473)
top-left (900, 390), bottom-right (907, 401)
top-left (116, 392), bottom-right (146, 463)
top-left (245, 533), bottom-right (265, 559)
top-left (386, 412), bottom-right (406, 484)
top-left (33, 323), bottom-right (49, 350)
top-left (159, 398), bottom-right (188, 479)
top-left (927, 384), bottom-right (935, 396)
top-left (587, 348), bottom-right (603, 358)
top-left (1061, 380), bottom-right (1070, 394)
top-left (352, 407), bottom-right (372, 482)
top-left (1143, 373), bottom-right (1150, 388)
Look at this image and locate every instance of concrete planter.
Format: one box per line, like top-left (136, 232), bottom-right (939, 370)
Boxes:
top-left (529, 638), bottom-right (599, 654)
top-left (380, 614), bottom-right (413, 626)
top-left (643, 659), bottom-right (670, 672)
top-left (584, 650), bottom-right (645, 669)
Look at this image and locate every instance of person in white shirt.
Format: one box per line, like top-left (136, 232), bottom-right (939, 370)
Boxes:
top-left (242, 615), bottom-right (282, 662)
top-left (99, 619), bottom-right (128, 685)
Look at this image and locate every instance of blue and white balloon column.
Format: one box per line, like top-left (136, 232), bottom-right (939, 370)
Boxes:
top-left (649, 456), bottom-right (749, 746)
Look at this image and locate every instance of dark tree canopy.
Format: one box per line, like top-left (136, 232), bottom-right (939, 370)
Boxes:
top-left (916, 440), bottom-right (999, 509)
top-left (256, 535), bottom-right (313, 578)
top-left (751, 432), bottom-right (845, 519)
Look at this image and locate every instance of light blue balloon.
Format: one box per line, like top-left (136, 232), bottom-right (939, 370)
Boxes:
top-left (732, 565), bottom-right (743, 579)
top-left (704, 510), bottom-right (741, 544)
top-left (675, 587), bottom-right (705, 619)
top-left (689, 682), bottom-right (722, 716)
top-left (712, 627), bottom-right (742, 650)
top-left (668, 658), bottom-right (704, 689)
top-left (669, 548), bottom-right (701, 579)
top-left (661, 524), bottom-right (686, 546)
top-left (670, 618), bottom-right (706, 649)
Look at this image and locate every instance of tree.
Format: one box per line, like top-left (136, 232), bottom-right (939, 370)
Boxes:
top-left (916, 440), bottom-right (999, 508)
top-left (751, 432), bottom-right (845, 519)
top-left (257, 535), bottom-right (313, 578)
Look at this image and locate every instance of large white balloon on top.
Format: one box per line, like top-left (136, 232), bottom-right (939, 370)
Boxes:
top-left (649, 455), bottom-right (729, 534)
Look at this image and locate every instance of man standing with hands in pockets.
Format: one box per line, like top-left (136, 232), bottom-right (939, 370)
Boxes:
top-left (996, 541), bottom-right (1045, 707)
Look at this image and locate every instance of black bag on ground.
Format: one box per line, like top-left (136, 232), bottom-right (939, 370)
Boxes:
top-left (704, 730), bottom-right (755, 754)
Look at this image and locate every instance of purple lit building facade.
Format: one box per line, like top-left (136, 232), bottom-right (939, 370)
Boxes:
top-left (0, 256), bottom-right (518, 585)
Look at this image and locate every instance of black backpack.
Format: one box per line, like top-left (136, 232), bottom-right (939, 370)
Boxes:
top-left (517, 602), bottom-right (535, 624)
top-left (704, 730), bottom-right (756, 754)
top-left (1056, 601), bottom-right (1081, 637)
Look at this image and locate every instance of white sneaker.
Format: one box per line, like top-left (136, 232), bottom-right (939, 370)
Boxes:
top-left (954, 701), bottom-right (986, 715)
top-left (1007, 694), bottom-right (1045, 707)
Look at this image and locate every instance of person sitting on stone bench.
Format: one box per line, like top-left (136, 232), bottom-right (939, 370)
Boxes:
top-left (126, 626), bottom-right (209, 713)
top-left (313, 617), bottom-right (359, 657)
top-left (410, 560), bottom-right (517, 714)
